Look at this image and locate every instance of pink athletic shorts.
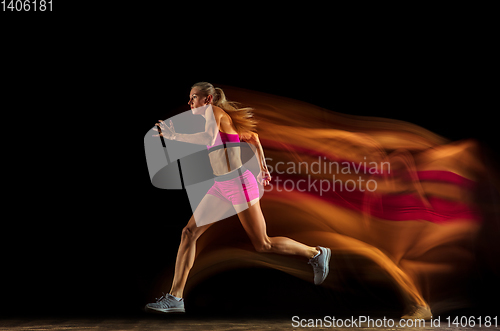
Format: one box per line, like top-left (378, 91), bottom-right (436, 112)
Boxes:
top-left (207, 167), bottom-right (260, 205)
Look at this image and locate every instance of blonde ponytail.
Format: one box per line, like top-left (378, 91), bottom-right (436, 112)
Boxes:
top-left (192, 82), bottom-right (258, 136)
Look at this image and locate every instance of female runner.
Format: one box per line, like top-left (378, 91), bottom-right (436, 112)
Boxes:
top-left (147, 82), bottom-right (331, 313)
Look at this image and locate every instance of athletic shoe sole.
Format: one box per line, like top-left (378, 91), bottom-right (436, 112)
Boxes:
top-left (144, 306), bottom-right (185, 313)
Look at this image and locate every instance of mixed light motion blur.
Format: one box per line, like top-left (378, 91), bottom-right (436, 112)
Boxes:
top-left (148, 85), bottom-right (500, 317)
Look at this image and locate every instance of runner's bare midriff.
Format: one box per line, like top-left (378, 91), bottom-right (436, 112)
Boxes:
top-left (209, 146), bottom-right (243, 176)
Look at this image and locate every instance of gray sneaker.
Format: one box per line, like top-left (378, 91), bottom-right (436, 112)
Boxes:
top-left (145, 293), bottom-right (185, 313)
top-left (308, 246), bottom-right (331, 285)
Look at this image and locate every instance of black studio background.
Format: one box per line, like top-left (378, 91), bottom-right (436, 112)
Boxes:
top-left (12, 62), bottom-right (497, 318)
top-left (2, 8), bottom-right (499, 319)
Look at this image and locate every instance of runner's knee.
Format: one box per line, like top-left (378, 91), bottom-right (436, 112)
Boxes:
top-left (181, 226), bottom-right (196, 242)
top-left (255, 240), bottom-right (272, 253)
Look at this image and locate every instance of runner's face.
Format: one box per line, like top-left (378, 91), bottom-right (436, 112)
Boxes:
top-left (188, 88), bottom-right (210, 114)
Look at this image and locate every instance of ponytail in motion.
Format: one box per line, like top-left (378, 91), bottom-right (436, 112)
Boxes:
top-left (191, 82), bottom-right (258, 136)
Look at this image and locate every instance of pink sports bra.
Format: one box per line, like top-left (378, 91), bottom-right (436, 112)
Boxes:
top-left (207, 131), bottom-right (240, 151)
